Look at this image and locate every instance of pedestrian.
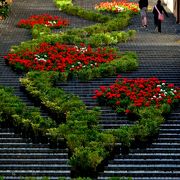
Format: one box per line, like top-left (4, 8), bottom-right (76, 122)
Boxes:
top-left (153, 0), bottom-right (169, 33)
top-left (139, 0), bottom-right (148, 28)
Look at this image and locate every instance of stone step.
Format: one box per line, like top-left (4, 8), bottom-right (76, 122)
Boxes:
top-left (98, 170), bottom-right (180, 178)
top-left (105, 164), bottom-right (180, 171)
top-left (159, 129), bottom-right (180, 133)
top-left (159, 133), bottom-right (180, 138)
top-left (1, 177), bottom-right (64, 180)
top-left (0, 143), bottom-right (49, 148)
top-left (0, 153), bottom-right (68, 159)
top-left (0, 164), bottom-right (70, 170)
top-left (0, 138), bottom-right (31, 143)
top-left (0, 159), bottom-right (68, 164)
top-left (0, 170), bottom-right (70, 176)
top-left (0, 148), bottom-right (69, 155)
top-left (110, 159), bottom-right (180, 165)
top-left (160, 124), bottom-right (180, 128)
top-left (155, 137), bottom-right (180, 143)
top-left (0, 132), bottom-right (20, 138)
top-left (98, 176), bottom-right (180, 180)
top-left (132, 148), bottom-right (180, 153)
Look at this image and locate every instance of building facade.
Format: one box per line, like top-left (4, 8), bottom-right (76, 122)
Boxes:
top-left (163, 0), bottom-right (180, 23)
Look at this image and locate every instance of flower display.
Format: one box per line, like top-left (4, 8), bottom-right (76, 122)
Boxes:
top-left (4, 42), bottom-right (118, 72)
top-left (93, 76), bottom-right (180, 114)
top-left (95, 0), bottom-right (139, 14)
top-left (17, 14), bottom-right (69, 28)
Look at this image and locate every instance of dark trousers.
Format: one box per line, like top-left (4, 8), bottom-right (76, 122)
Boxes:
top-left (154, 17), bottom-right (161, 32)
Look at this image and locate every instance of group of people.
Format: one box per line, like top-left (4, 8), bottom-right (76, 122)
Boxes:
top-left (139, 0), bottom-right (169, 33)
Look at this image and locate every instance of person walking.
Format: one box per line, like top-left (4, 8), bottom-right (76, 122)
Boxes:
top-left (139, 0), bottom-right (148, 28)
top-left (153, 0), bottom-right (169, 33)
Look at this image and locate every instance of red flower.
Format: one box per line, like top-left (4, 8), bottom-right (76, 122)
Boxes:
top-left (17, 14), bottom-right (69, 28)
top-left (167, 99), bottom-right (172, 104)
top-left (5, 43), bottom-right (118, 73)
top-left (116, 101), bottom-right (120, 105)
top-left (93, 76), bottom-right (180, 115)
top-left (125, 109), bottom-right (131, 114)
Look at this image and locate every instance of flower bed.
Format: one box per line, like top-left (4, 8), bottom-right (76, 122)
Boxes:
top-left (17, 14), bottom-right (69, 28)
top-left (93, 76), bottom-right (180, 115)
top-left (4, 42), bottom-right (118, 73)
top-left (95, 0), bottom-right (139, 14)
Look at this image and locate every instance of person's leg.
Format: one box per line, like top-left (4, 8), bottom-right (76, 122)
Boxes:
top-left (154, 17), bottom-right (158, 31)
top-left (143, 16), bottom-right (147, 27)
top-left (158, 20), bottom-right (161, 32)
top-left (140, 10), bottom-right (145, 27)
top-left (143, 8), bottom-right (148, 27)
top-left (141, 8), bottom-right (147, 27)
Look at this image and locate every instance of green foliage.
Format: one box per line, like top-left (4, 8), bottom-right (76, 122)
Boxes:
top-left (70, 146), bottom-right (107, 171)
top-left (55, 0), bottom-right (110, 23)
top-left (109, 52), bottom-right (138, 72)
top-left (54, 0), bottom-right (73, 9)
top-left (0, 86), bottom-right (56, 137)
top-left (0, 0), bottom-right (10, 18)
top-left (112, 126), bottom-right (134, 147)
top-left (31, 24), bottom-right (51, 39)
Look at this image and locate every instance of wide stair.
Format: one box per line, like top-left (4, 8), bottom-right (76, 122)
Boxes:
top-left (0, 128), bottom-right (71, 180)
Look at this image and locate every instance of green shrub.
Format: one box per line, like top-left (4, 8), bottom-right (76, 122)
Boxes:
top-left (0, 0), bottom-right (10, 18)
top-left (31, 24), bottom-right (51, 39)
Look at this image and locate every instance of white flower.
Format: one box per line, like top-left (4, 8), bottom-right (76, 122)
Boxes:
top-left (71, 65), bottom-right (74, 68)
top-left (170, 92), bottom-right (174, 95)
top-left (162, 83), bottom-right (165, 86)
top-left (77, 62), bottom-right (81, 64)
top-left (39, 58), bottom-right (46, 62)
top-left (153, 95), bottom-right (156, 98)
top-left (157, 85), bottom-right (161, 87)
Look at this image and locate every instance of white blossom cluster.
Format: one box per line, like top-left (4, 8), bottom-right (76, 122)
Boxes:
top-left (34, 54), bottom-right (47, 62)
top-left (151, 83), bottom-right (176, 100)
top-left (115, 6), bottom-right (124, 12)
top-left (74, 46), bottom-right (87, 54)
top-left (45, 21), bottom-right (57, 26)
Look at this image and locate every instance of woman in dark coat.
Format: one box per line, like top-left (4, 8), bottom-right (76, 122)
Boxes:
top-left (139, 0), bottom-right (148, 28)
top-left (153, 0), bottom-right (169, 33)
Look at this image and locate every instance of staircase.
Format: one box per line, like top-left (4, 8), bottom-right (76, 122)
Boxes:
top-left (58, 29), bottom-right (180, 179)
top-left (96, 32), bottom-right (180, 179)
top-left (0, 128), bottom-right (70, 180)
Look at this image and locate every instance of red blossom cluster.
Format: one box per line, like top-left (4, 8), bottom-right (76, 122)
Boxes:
top-left (93, 76), bottom-right (180, 114)
top-left (4, 43), bottom-right (117, 72)
top-left (95, 0), bottom-right (139, 14)
top-left (17, 14), bottom-right (69, 28)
